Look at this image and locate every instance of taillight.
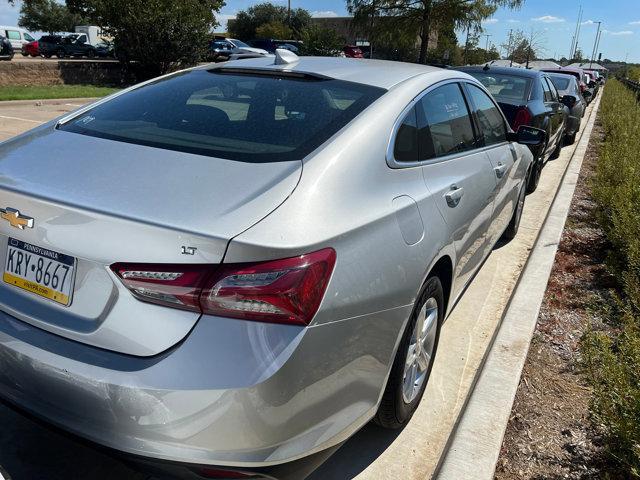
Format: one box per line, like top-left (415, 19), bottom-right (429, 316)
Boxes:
top-left (110, 248), bottom-right (336, 326)
top-left (512, 107), bottom-right (533, 131)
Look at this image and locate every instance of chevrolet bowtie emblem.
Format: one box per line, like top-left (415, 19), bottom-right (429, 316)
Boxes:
top-left (0, 207), bottom-right (34, 229)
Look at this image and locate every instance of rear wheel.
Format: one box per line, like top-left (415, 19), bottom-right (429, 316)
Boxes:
top-left (565, 132), bottom-right (577, 145)
top-left (56, 49), bottom-right (65, 59)
top-left (375, 276), bottom-right (443, 429)
top-left (526, 157), bottom-right (542, 194)
top-left (87, 49), bottom-right (95, 59)
top-left (502, 179), bottom-right (526, 241)
top-left (550, 134), bottom-right (563, 159)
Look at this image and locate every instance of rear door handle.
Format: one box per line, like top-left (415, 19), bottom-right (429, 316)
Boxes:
top-left (445, 185), bottom-right (464, 208)
top-left (494, 162), bottom-right (509, 179)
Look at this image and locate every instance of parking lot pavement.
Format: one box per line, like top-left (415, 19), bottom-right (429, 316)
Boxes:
top-left (0, 98), bottom-right (599, 480)
top-left (0, 99), bottom-right (93, 142)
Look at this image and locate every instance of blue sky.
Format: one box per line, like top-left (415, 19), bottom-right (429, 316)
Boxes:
top-left (1, 0), bottom-right (638, 62)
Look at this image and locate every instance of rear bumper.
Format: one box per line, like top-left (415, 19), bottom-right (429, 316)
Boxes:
top-left (0, 305), bottom-right (408, 468)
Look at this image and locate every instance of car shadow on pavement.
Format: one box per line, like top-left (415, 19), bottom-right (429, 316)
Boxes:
top-left (307, 423), bottom-right (403, 479)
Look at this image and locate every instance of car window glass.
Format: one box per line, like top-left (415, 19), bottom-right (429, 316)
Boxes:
top-left (24, 33), bottom-right (34, 42)
top-left (549, 76), bottom-right (571, 91)
top-left (77, 35), bottom-right (87, 43)
top-left (466, 84), bottom-right (507, 146)
top-left (394, 107), bottom-right (418, 162)
top-left (7, 30), bottom-right (20, 40)
top-left (59, 70), bottom-right (386, 163)
top-left (466, 72), bottom-right (530, 102)
top-left (546, 78), bottom-right (559, 101)
top-left (415, 83), bottom-right (476, 160)
top-left (542, 77), bottom-right (554, 102)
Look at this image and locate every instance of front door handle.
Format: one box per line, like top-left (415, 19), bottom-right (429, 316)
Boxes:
top-left (445, 184), bottom-right (464, 208)
top-left (494, 162), bottom-right (509, 179)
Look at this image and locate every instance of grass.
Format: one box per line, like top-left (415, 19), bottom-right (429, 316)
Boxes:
top-left (0, 84), bottom-right (120, 101)
top-left (581, 79), bottom-right (640, 478)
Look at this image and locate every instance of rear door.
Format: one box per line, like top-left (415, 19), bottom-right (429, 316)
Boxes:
top-left (542, 76), bottom-right (562, 150)
top-left (415, 82), bottom-right (498, 297)
top-left (463, 82), bottom-right (519, 245)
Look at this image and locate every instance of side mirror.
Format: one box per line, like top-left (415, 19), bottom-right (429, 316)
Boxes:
top-left (561, 95), bottom-right (577, 108)
top-left (507, 125), bottom-right (546, 146)
top-left (588, 81), bottom-right (597, 88)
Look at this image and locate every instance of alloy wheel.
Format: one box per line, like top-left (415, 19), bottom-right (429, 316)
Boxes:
top-left (402, 296), bottom-right (439, 404)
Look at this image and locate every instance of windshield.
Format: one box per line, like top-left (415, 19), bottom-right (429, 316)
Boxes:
top-left (230, 39), bottom-right (250, 48)
top-left (549, 76), bottom-right (571, 91)
top-left (59, 69), bottom-right (386, 162)
top-left (466, 72), bottom-right (531, 102)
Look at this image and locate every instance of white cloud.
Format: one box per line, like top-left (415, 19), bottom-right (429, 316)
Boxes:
top-left (532, 15), bottom-right (565, 23)
top-left (506, 19), bottom-right (521, 24)
top-left (629, 20), bottom-right (640, 25)
top-left (581, 19), bottom-right (596, 26)
top-left (482, 18), bottom-right (498, 24)
top-left (312, 10), bottom-right (339, 18)
top-left (609, 30), bottom-right (634, 36)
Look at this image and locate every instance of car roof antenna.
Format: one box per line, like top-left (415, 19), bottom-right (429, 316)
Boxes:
top-left (483, 63), bottom-right (491, 71)
top-left (274, 48), bottom-right (300, 66)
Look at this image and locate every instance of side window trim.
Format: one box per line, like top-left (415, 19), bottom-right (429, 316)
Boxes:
top-left (387, 78), bottom-right (485, 169)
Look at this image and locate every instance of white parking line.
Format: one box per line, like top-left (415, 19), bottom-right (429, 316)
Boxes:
top-left (0, 115), bottom-right (43, 124)
top-left (65, 103), bottom-right (83, 107)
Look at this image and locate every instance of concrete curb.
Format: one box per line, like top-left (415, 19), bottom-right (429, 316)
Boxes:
top-left (0, 98), bottom-right (99, 107)
top-left (434, 92), bottom-right (602, 480)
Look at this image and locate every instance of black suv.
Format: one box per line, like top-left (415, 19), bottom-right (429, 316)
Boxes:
top-left (40, 33), bottom-right (96, 59)
top-left (0, 34), bottom-right (13, 61)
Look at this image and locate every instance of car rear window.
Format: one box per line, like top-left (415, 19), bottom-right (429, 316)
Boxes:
top-left (465, 72), bottom-right (531, 102)
top-left (549, 75), bottom-right (571, 91)
top-left (59, 69), bottom-right (386, 162)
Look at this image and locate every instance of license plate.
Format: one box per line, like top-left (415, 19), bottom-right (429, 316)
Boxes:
top-left (3, 238), bottom-right (76, 306)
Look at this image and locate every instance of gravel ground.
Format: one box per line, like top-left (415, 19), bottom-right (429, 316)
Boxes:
top-left (494, 118), bottom-right (624, 479)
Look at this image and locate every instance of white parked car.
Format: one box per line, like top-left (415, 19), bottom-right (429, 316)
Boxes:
top-left (210, 37), bottom-right (269, 61)
top-left (0, 26), bottom-right (35, 52)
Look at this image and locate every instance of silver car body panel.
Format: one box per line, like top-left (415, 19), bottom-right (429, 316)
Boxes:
top-left (0, 57), bottom-right (533, 466)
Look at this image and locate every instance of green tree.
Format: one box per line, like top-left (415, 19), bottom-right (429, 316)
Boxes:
top-left (18, 0), bottom-right (88, 34)
top-left (67, 0), bottom-right (225, 78)
top-left (229, 2), bottom-right (311, 40)
top-left (348, 0), bottom-right (524, 64)
top-left (300, 25), bottom-right (345, 56)
top-left (255, 21), bottom-right (293, 40)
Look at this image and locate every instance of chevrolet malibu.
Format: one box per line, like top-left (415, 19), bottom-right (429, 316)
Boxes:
top-left (0, 52), bottom-right (543, 479)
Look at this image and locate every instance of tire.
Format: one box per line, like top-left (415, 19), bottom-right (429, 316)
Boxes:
top-left (502, 179), bottom-right (526, 241)
top-left (374, 276), bottom-right (444, 429)
top-left (87, 49), bottom-right (95, 59)
top-left (526, 157), bottom-right (542, 194)
top-left (550, 135), bottom-right (563, 159)
top-left (565, 131), bottom-right (577, 145)
top-left (56, 49), bottom-right (65, 59)
top-left (44, 53), bottom-right (52, 58)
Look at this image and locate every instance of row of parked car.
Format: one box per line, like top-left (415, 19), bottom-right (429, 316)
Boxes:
top-left (209, 36), bottom-right (364, 62)
top-left (452, 63), bottom-right (603, 193)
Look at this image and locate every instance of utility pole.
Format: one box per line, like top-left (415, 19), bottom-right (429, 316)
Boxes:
top-left (507, 29), bottom-right (513, 67)
top-left (483, 34), bottom-right (492, 62)
top-left (287, 0), bottom-right (291, 27)
top-left (589, 21), bottom-right (602, 68)
top-left (571, 5), bottom-right (582, 59)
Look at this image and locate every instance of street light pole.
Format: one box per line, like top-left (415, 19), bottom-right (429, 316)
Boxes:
top-left (288, 0), bottom-right (291, 27)
top-left (483, 33), bottom-right (492, 62)
top-left (589, 21), bottom-right (601, 68)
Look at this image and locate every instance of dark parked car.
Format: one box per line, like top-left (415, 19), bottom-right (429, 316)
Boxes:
top-left (547, 73), bottom-right (586, 144)
top-left (0, 34), bottom-right (13, 60)
top-left (457, 66), bottom-right (569, 193)
top-left (248, 38), bottom-right (300, 54)
top-left (40, 33), bottom-right (96, 59)
top-left (540, 67), bottom-right (592, 103)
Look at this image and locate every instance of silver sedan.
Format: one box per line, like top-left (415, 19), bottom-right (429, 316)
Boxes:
top-left (0, 52), bottom-right (542, 478)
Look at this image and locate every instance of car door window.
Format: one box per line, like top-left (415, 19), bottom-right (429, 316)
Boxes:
top-left (394, 107), bottom-right (419, 162)
top-left (542, 77), bottom-right (554, 102)
top-left (415, 83), bottom-right (476, 160)
top-left (6, 30), bottom-right (20, 40)
top-left (465, 83), bottom-right (507, 146)
top-left (546, 78), bottom-right (559, 101)
top-left (24, 33), bottom-right (34, 42)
